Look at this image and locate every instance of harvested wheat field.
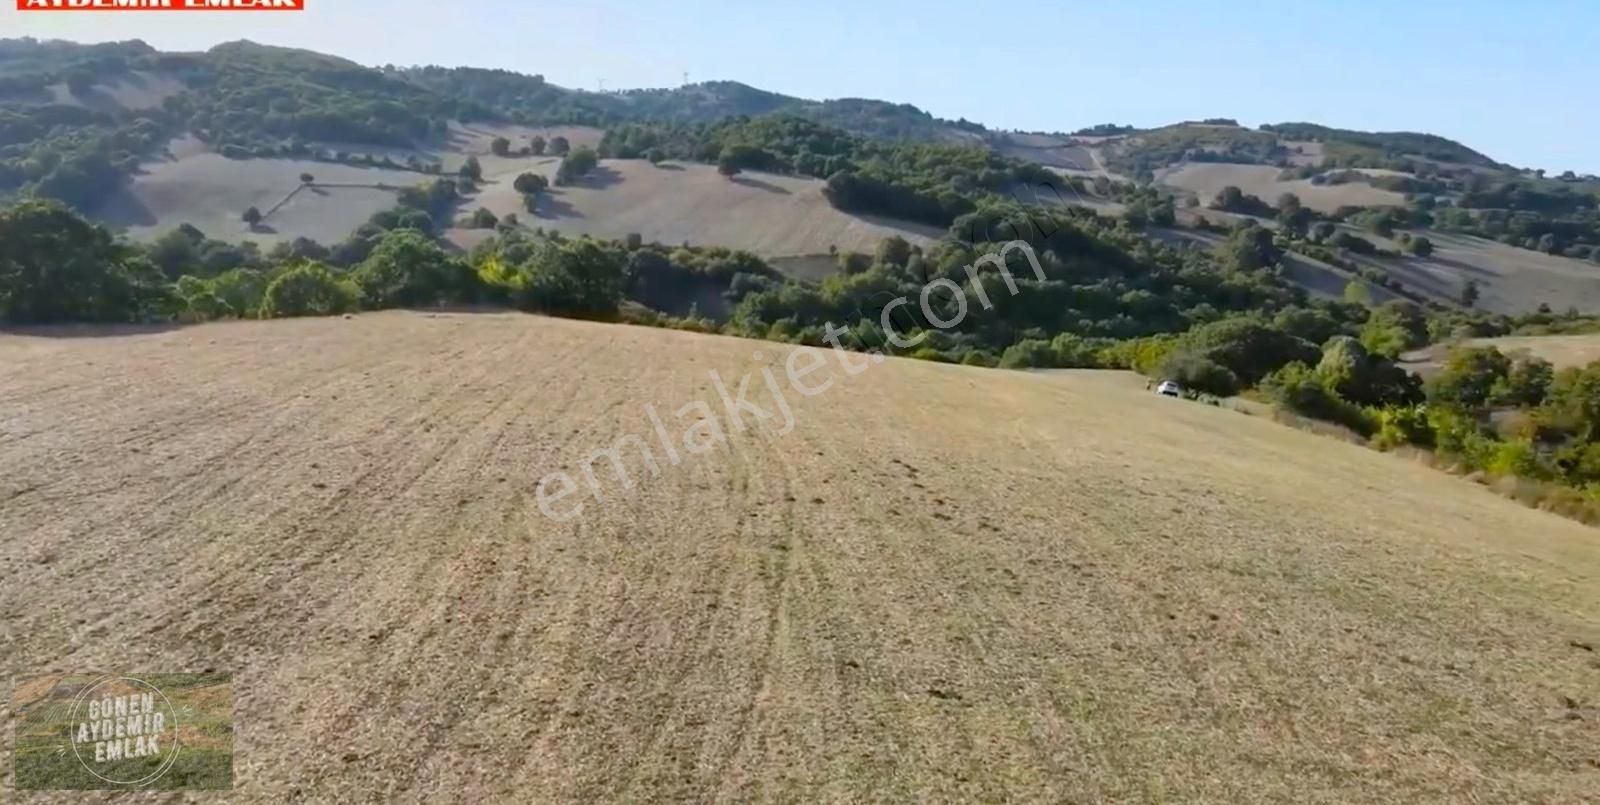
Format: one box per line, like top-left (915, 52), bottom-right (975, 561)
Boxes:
top-left (1403, 333), bottom-right (1600, 377)
top-left (1157, 162), bottom-right (1405, 212)
top-left (450, 159), bottom-right (942, 258)
top-left (101, 136), bottom-right (420, 246)
top-left (1, 312), bottom-right (1598, 803)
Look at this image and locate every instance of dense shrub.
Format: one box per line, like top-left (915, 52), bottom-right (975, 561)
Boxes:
top-left (0, 200), bottom-right (170, 323)
top-left (998, 339), bottom-right (1056, 369)
top-left (1157, 351), bottom-right (1239, 396)
top-left (1260, 361), bottom-right (1372, 434)
top-left (260, 264), bottom-right (359, 318)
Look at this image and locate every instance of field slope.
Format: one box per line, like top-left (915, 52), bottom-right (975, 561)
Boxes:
top-left (1, 312), bottom-right (1597, 803)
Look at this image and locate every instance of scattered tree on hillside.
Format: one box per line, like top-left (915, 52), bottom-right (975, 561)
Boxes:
top-left (717, 154), bottom-right (742, 178)
top-left (299, 172), bottom-right (314, 185)
top-left (1461, 279), bottom-right (1480, 308)
top-left (554, 146), bottom-right (598, 186)
top-left (548, 136), bottom-right (571, 156)
top-left (1276, 192), bottom-right (1312, 235)
top-left (1210, 185), bottom-right (1273, 216)
top-left (1217, 224), bottom-right (1280, 271)
top-left (529, 136), bottom-right (547, 155)
top-left (459, 156), bottom-right (483, 182)
top-left (470, 207), bottom-right (499, 229)
top-left (242, 206), bottom-right (263, 228)
top-left (490, 136), bottom-right (512, 157)
top-left (513, 172), bottom-right (548, 194)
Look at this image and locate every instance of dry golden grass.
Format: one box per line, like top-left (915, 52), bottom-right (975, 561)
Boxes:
top-left (1, 312), bottom-right (1597, 803)
top-left (101, 135), bottom-right (420, 246)
top-left (1344, 230), bottom-right (1600, 314)
top-left (1465, 334), bottom-right (1600, 368)
top-left (1405, 334), bottom-right (1600, 377)
top-left (1157, 162), bottom-right (1405, 212)
top-left (450, 159), bottom-right (942, 259)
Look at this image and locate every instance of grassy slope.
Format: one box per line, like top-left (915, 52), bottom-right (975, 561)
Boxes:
top-left (1403, 333), bottom-right (1600, 377)
top-left (448, 157), bottom-right (943, 259)
top-left (0, 312), bottom-right (1596, 803)
top-left (101, 135), bottom-right (420, 246)
top-left (1342, 229), bottom-right (1600, 314)
top-left (1156, 162), bottom-right (1405, 212)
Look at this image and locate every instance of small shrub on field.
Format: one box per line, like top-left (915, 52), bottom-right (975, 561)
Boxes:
top-left (908, 347), bottom-right (953, 363)
top-left (1483, 439), bottom-right (1550, 480)
top-left (1371, 404), bottom-right (1433, 450)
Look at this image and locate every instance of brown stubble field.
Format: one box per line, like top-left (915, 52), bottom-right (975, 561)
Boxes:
top-left (1, 312), bottom-right (1597, 803)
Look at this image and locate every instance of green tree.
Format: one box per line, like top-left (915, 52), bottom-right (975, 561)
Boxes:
top-left (548, 136), bottom-right (571, 156)
top-left (512, 172), bottom-right (548, 194)
top-left (299, 172), bottom-right (315, 185)
top-left (1494, 356), bottom-right (1553, 407)
top-left (459, 156), bottom-right (483, 182)
top-left (529, 136), bottom-right (547, 155)
top-left (554, 146), bottom-right (599, 185)
top-left (717, 154), bottom-right (742, 178)
top-left (1460, 279), bottom-right (1480, 308)
top-left (352, 229), bottom-right (470, 309)
top-left (1408, 235), bottom-right (1434, 257)
top-left (1217, 224), bottom-right (1280, 271)
top-left (1359, 301), bottom-right (1429, 358)
top-left (470, 207), bottom-right (499, 228)
top-left (260, 263), bottom-right (359, 318)
top-left (242, 206), bottom-right (263, 228)
top-left (874, 236), bottom-right (913, 268)
top-left (0, 201), bottom-right (168, 323)
top-left (1426, 346), bottom-right (1512, 409)
top-left (490, 136), bottom-right (511, 157)
top-left (1157, 351), bottom-right (1239, 396)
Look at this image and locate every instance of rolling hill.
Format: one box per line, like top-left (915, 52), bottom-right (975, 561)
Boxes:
top-left (1, 311), bottom-right (1596, 801)
top-left (2, 37), bottom-right (1597, 316)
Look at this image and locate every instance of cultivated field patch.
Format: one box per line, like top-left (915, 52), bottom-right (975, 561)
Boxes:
top-left (1157, 162), bottom-right (1405, 212)
top-left (450, 158), bottom-right (942, 258)
top-left (0, 312), bottom-right (1595, 802)
top-left (1345, 230), bottom-right (1600, 314)
top-left (100, 136), bottom-right (421, 246)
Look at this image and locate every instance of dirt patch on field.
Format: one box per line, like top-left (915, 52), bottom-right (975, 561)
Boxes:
top-left (451, 159), bottom-right (941, 258)
top-left (1157, 162), bottom-right (1405, 212)
top-left (0, 312), bottom-right (1596, 802)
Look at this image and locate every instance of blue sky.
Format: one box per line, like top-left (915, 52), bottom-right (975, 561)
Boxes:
top-left (6, 0), bottom-right (1596, 173)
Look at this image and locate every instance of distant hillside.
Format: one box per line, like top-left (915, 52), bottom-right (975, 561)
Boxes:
top-left (1260, 122), bottom-right (1502, 170)
top-left (394, 67), bottom-right (986, 143)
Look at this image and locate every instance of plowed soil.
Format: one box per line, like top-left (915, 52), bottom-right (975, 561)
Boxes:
top-left (2, 312), bottom-right (1597, 802)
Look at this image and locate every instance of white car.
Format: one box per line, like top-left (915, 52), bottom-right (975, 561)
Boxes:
top-left (1155, 380), bottom-right (1182, 397)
